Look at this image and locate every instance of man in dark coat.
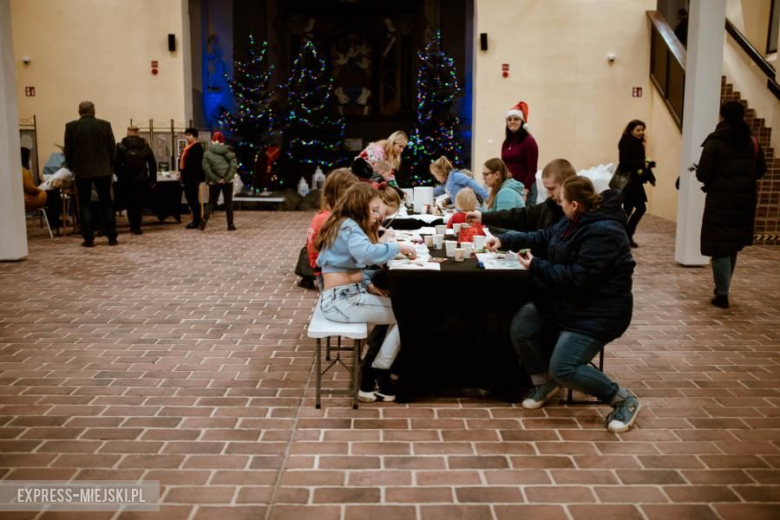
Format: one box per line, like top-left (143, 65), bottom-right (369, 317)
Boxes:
top-left (179, 128), bottom-right (205, 228)
top-left (116, 126), bottom-right (156, 235)
top-left (696, 101), bottom-right (766, 308)
top-left (466, 158), bottom-right (575, 241)
top-left (64, 101), bottom-right (117, 247)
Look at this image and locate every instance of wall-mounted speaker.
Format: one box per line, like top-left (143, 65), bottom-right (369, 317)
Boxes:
top-left (480, 33), bottom-right (488, 51)
top-left (168, 34), bottom-right (176, 53)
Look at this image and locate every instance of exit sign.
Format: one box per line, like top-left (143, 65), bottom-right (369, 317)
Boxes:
top-left (24, 86), bottom-right (35, 97)
top-left (632, 87), bottom-right (643, 97)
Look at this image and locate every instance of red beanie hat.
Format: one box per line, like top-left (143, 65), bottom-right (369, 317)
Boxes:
top-left (212, 131), bottom-right (225, 144)
top-left (506, 101), bottom-right (529, 125)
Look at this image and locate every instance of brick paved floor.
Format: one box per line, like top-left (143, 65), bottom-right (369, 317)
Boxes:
top-left (2, 212), bottom-right (780, 520)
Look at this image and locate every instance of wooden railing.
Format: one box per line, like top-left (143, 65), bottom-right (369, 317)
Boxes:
top-left (725, 19), bottom-right (780, 101)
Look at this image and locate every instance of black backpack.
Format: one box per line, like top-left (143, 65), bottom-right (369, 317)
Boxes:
top-left (125, 146), bottom-right (147, 175)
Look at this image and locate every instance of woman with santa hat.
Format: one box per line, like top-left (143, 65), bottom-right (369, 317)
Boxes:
top-left (502, 101), bottom-right (539, 205)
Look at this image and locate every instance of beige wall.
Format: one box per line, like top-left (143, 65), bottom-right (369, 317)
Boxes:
top-left (727, 0), bottom-right (773, 56)
top-left (723, 0), bottom-right (780, 154)
top-left (473, 0), bottom-right (656, 183)
top-left (10, 0), bottom-right (189, 162)
top-left (645, 87), bottom-right (682, 222)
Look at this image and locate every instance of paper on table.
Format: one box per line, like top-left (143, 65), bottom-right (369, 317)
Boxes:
top-left (388, 258), bottom-right (441, 271)
top-left (475, 252), bottom-right (526, 270)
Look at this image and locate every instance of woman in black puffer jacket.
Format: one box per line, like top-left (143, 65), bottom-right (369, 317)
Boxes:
top-left (696, 101), bottom-right (766, 309)
top-left (488, 176), bottom-right (641, 433)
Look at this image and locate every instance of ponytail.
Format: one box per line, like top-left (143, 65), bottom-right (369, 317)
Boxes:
top-left (562, 176), bottom-right (602, 213)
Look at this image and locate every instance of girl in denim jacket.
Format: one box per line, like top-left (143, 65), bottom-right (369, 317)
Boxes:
top-left (315, 183), bottom-right (416, 402)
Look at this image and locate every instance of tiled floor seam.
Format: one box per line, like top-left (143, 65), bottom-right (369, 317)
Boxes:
top-left (263, 323), bottom-right (317, 520)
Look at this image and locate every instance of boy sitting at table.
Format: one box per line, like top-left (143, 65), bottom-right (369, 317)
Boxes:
top-left (447, 188), bottom-right (486, 242)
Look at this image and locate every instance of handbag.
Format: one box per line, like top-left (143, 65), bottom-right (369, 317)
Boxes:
top-left (294, 245), bottom-right (316, 279)
top-left (609, 166), bottom-right (632, 191)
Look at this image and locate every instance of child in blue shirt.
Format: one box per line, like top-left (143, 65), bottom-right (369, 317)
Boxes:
top-left (430, 155), bottom-right (489, 205)
top-left (316, 183), bottom-right (416, 402)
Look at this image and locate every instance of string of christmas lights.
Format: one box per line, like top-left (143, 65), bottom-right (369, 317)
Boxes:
top-left (281, 40), bottom-right (346, 173)
top-left (399, 30), bottom-right (464, 187)
top-left (219, 35), bottom-right (277, 193)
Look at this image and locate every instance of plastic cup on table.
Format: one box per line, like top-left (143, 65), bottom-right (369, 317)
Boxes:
top-left (454, 248), bottom-right (464, 262)
top-left (433, 234), bottom-right (444, 249)
top-left (424, 235), bottom-right (434, 248)
top-left (435, 225), bottom-right (446, 235)
top-left (453, 223), bottom-right (462, 234)
top-left (461, 242), bottom-right (474, 259)
top-left (445, 240), bottom-right (457, 258)
top-left (473, 235), bottom-right (486, 251)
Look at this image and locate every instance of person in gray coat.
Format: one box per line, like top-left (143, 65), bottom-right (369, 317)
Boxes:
top-left (64, 101), bottom-right (117, 247)
top-left (200, 132), bottom-right (238, 231)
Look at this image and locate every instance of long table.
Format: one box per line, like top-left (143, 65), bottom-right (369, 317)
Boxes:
top-left (387, 237), bottom-right (532, 403)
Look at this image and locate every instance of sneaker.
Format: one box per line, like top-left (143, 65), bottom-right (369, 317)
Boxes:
top-left (606, 393), bottom-right (642, 433)
top-left (629, 238), bottom-right (639, 248)
top-left (131, 229), bottom-right (143, 235)
top-left (358, 366), bottom-right (377, 403)
top-left (81, 240), bottom-right (94, 248)
top-left (521, 380), bottom-right (559, 409)
top-left (108, 238), bottom-right (119, 246)
top-left (227, 224), bottom-right (237, 231)
top-left (375, 370), bottom-right (397, 402)
top-left (711, 294), bottom-right (729, 309)
top-left (185, 222), bottom-right (199, 229)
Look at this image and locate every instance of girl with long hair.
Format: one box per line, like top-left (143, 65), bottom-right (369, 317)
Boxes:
top-left (352, 131), bottom-right (408, 181)
top-left (315, 183), bottom-right (416, 402)
top-left (486, 176), bottom-right (641, 432)
top-left (482, 157), bottom-right (526, 211)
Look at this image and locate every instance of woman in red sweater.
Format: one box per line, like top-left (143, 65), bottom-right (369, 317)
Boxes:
top-left (502, 101), bottom-right (539, 206)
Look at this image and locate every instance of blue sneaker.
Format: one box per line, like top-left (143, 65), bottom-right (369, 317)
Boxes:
top-left (521, 381), bottom-right (559, 409)
top-left (606, 393), bottom-right (642, 433)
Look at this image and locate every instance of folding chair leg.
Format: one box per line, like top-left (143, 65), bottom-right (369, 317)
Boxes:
top-left (326, 337), bottom-right (331, 361)
top-left (41, 210), bottom-right (53, 239)
top-left (352, 339), bottom-right (360, 409)
top-left (315, 338), bottom-right (322, 409)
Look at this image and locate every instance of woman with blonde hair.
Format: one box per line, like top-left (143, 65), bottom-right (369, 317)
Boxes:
top-left (430, 155), bottom-right (488, 204)
top-left (352, 130), bottom-right (408, 180)
top-left (483, 157), bottom-right (525, 212)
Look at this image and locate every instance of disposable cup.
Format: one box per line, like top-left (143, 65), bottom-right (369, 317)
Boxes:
top-left (445, 240), bottom-right (457, 257)
top-left (454, 248), bottom-right (464, 262)
top-left (433, 234), bottom-right (444, 249)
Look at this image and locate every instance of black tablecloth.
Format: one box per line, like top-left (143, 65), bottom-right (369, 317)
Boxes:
top-left (388, 246), bottom-right (532, 402)
top-left (114, 181), bottom-right (182, 223)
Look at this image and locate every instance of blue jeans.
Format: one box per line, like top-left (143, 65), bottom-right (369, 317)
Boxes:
top-left (320, 283), bottom-right (400, 370)
top-left (526, 182), bottom-right (538, 206)
top-left (510, 302), bottom-right (619, 402)
top-left (711, 253), bottom-right (738, 296)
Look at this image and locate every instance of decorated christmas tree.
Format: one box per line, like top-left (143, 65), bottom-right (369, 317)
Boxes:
top-left (400, 30), bottom-right (464, 186)
top-left (220, 35), bottom-right (276, 192)
top-left (281, 40), bottom-right (345, 186)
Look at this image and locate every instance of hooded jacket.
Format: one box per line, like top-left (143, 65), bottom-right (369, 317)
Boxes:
top-left (202, 143), bottom-right (238, 184)
top-left (433, 170), bottom-right (489, 204)
top-left (498, 189), bottom-right (635, 342)
top-left (488, 178), bottom-right (526, 211)
top-left (696, 124), bottom-right (766, 257)
top-left (482, 197), bottom-right (564, 235)
top-left (115, 136), bottom-right (156, 183)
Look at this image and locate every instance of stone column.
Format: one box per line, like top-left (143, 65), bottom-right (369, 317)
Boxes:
top-left (0, 0), bottom-right (28, 261)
